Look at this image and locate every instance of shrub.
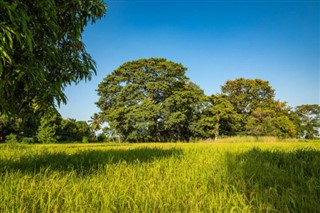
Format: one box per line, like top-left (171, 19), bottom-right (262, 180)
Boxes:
top-left (5, 133), bottom-right (18, 144)
top-left (82, 136), bottom-right (89, 143)
top-left (21, 137), bottom-right (36, 144)
top-left (97, 133), bottom-right (107, 142)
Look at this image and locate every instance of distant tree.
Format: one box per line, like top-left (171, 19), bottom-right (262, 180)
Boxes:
top-left (0, 114), bottom-right (22, 142)
top-left (60, 118), bottom-right (78, 141)
top-left (103, 126), bottom-right (119, 143)
top-left (295, 104), bottom-right (320, 139)
top-left (0, 0), bottom-right (106, 117)
top-left (273, 115), bottom-right (297, 138)
top-left (162, 81), bottom-right (206, 141)
top-left (75, 120), bottom-right (93, 141)
top-left (96, 58), bottom-right (205, 142)
top-left (60, 118), bottom-right (93, 142)
top-left (37, 111), bottom-right (62, 143)
top-left (245, 106), bottom-right (296, 138)
top-left (221, 78), bottom-right (275, 114)
top-left (89, 113), bottom-right (105, 132)
top-left (192, 95), bottom-right (239, 140)
top-left (245, 108), bottom-right (276, 136)
top-left (220, 78), bottom-right (299, 136)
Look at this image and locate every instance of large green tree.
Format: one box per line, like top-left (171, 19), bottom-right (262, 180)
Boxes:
top-left (60, 118), bottom-right (92, 142)
top-left (245, 107), bottom-right (296, 137)
top-left (96, 58), bottom-right (205, 142)
top-left (221, 78), bottom-right (298, 137)
top-left (221, 78), bottom-right (275, 115)
top-left (221, 78), bottom-right (275, 134)
top-left (0, 0), bottom-right (106, 117)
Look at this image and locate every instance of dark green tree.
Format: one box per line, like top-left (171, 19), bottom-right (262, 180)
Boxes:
top-left (221, 78), bottom-right (275, 115)
top-left (36, 111), bottom-right (62, 143)
top-left (295, 104), bottom-right (320, 139)
top-left (96, 58), bottom-right (205, 142)
top-left (59, 118), bottom-right (93, 142)
top-left (192, 95), bottom-right (239, 140)
top-left (0, 0), bottom-right (106, 117)
top-left (220, 78), bottom-right (299, 137)
top-left (0, 114), bottom-right (22, 142)
top-left (244, 98), bottom-right (297, 138)
top-left (162, 81), bottom-right (206, 141)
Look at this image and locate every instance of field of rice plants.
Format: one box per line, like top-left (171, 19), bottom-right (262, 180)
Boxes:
top-left (1, 141), bottom-right (319, 212)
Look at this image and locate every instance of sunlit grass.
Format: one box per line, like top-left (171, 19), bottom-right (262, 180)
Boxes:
top-left (1, 141), bottom-right (319, 212)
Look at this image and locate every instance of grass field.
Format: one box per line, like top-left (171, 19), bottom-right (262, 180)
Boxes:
top-left (1, 140), bottom-right (320, 212)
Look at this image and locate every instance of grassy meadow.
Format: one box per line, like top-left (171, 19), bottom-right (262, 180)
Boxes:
top-left (1, 139), bottom-right (320, 212)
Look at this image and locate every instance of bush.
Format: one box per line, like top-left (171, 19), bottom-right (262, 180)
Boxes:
top-left (82, 136), bottom-right (89, 143)
top-left (5, 133), bottom-right (18, 144)
top-left (97, 133), bottom-right (107, 142)
top-left (21, 137), bottom-right (36, 144)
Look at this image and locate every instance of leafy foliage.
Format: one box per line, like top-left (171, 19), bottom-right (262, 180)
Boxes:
top-left (0, 114), bottom-right (22, 142)
top-left (0, 0), bottom-right (106, 117)
top-left (295, 104), bottom-right (320, 139)
top-left (220, 78), bottom-right (297, 138)
top-left (37, 112), bottom-right (62, 143)
top-left (221, 78), bottom-right (275, 114)
top-left (192, 95), bottom-right (239, 139)
top-left (96, 58), bottom-right (205, 142)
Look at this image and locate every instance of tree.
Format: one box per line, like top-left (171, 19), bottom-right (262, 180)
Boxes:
top-left (245, 106), bottom-right (296, 138)
top-left (37, 111), bottom-right (62, 143)
top-left (59, 118), bottom-right (93, 142)
top-left (162, 81), bottom-right (206, 141)
top-left (0, 0), bottom-right (106, 117)
top-left (0, 114), bottom-right (22, 142)
top-left (295, 104), bottom-right (320, 139)
top-left (75, 120), bottom-right (93, 141)
top-left (89, 113), bottom-right (105, 132)
top-left (103, 126), bottom-right (120, 143)
top-left (192, 95), bottom-right (239, 140)
top-left (245, 108), bottom-right (277, 136)
top-left (96, 58), bottom-right (205, 142)
top-left (220, 78), bottom-right (299, 137)
top-left (221, 78), bottom-right (279, 134)
top-left (221, 78), bottom-right (275, 115)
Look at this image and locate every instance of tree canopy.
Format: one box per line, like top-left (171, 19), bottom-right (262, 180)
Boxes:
top-left (0, 0), bottom-right (107, 117)
top-left (221, 78), bottom-right (275, 115)
top-left (295, 104), bottom-right (320, 139)
top-left (96, 58), bottom-right (205, 142)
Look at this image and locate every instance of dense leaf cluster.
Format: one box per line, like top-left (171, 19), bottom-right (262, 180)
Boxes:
top-left (0, 0), bottom-right (106, 117)
top-left (0, 111), bottom-right (94, 143)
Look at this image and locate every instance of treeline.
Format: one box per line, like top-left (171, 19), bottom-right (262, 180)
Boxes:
top-left (1, 58), bottom-right (319, 143)
top-left (94, 58), bottom-right (320, 142)
top-left (0, 110), bottom-right (96, 143)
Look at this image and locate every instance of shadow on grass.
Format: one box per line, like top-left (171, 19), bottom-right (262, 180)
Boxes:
top-left (225, 148), bottom-right (320, 212)
top-left (0, 147), bottom-right (182, 175)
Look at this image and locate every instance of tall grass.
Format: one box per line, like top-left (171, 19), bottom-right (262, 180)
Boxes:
top-left (0, 142), bottom-right (319, 212)
top-left (207, 135), bottom-right (303, 143)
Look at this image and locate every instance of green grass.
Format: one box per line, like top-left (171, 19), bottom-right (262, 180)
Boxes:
top-left (0, 141), bottom-right (319, 212)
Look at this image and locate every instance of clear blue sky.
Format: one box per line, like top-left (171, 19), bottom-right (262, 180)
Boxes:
top-left (58, 0), bottom-right (319, 121)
